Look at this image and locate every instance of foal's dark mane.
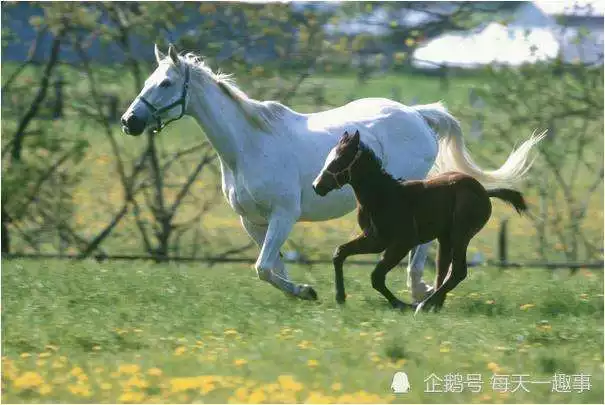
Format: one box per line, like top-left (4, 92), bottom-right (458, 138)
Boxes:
top-left (357, 141), bottom-right (405, 185)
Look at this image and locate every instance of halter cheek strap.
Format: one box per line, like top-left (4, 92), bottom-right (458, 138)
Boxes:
top-left (138, 65), bottom-right (190, 134)
top-left (324, 149), bottom-right (363, 188)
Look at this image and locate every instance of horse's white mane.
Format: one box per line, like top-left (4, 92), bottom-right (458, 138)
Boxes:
top-left (174, 52), bottom-right (290, 132)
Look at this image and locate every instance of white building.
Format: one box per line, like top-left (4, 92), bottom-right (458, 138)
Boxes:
top-left (412, 0), bottom-right (604, 69)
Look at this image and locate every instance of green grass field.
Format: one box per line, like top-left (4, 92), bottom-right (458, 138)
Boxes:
top-left (2, 259), bottom-right (603, 403)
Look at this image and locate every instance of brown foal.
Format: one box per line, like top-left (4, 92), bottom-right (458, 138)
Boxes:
top-left (312, 130), bottom-right (528, 313)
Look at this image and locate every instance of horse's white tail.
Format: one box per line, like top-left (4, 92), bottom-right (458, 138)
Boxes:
top-left (413, 102), bottom-right (546, 188)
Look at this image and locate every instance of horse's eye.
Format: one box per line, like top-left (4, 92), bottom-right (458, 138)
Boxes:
top-left (159, 80), bottom-right (171, 88)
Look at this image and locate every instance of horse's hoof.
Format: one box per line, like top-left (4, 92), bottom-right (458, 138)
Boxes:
top-left (336, 294), bottom-right (346, 304)
top-left (412, 283), bottom-right (434, 302)
top-left (413, 302), bottom-right (424, 317)
top-left (298, 284), bottom-right (318, 301)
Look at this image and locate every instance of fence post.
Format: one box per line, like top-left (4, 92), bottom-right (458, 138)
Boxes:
top-left (498, 219), bottom-right (508, 268)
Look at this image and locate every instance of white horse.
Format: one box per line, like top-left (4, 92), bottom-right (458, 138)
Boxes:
top-left (121, 44), bottom-right (543, 301)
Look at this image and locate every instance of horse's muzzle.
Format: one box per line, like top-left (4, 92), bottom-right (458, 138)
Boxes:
top-left (121, 114), bottom-right (146, 136)
top-left (312, 183), bottom-right (329, 197)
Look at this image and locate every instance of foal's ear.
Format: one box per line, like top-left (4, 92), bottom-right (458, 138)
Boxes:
top-left (154, 44), bottom-right (165, 64)
top-left (168, 43), bottom-right (180, 66)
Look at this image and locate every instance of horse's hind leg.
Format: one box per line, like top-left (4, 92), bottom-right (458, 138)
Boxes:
top-left (407, 242), bottom-right (434, 302)
top-left (333, 233), bottom-right (385, 304)
top-left (372, 242), bottom-right (414, 310)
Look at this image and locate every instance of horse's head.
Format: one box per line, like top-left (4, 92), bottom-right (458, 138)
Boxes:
top-left (121, 44), bottom-right (190, 136)
top-left (312, 130), bottom-right (362, 196)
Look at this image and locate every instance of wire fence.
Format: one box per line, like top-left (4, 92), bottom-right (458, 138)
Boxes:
top-left (3, 252), bottom-right (602, 272)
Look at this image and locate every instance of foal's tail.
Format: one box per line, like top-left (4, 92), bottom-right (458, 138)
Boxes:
top-left (413, 102), bottom-right (546, 189)
top-left (487, 188), bottom-right (528, 215)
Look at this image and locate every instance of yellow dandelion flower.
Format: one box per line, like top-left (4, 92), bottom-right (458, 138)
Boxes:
top-left (101, 382), bottom-right (112, 390)
top-left (119, 391), bottom-right (145, 403)
top-left (297, 340), bottom-right (312, 349)
top-left (125, 375), bottom-right (149, 389)
top-left (133, 328), bottom-right (143, 333)
top-left (118, 364), bottom-right (140, 375)
top-left (425, 336), bottom-right (432, 340)
top-left (359, 331), bottom-right (368, 337)
top-left (520, 303), bottom-right (535, 310)
top-left (92, 345), bottom-right (101, 351)
top-left (200, 380), bottom-right (217, 394)
top-left (38, 352), bottom-right (52, 358)
top-left (307, 359), bottom-right (319, 368)
top-left (68, 384), bottom-right (92, 397)
top-left (487, 362), bottom-right (501, 373)
top-left (331, 382), bottom-right (342, 391)
top-left (147, 367), bottom-right (163, 377)
top-left (94, 366), bottom-right (104, 374)
top-left (224, 328), bottom-right (239, 336)
top-left (37, 383), bottom-right (52, 395)
top-left (278, 375), bottom-right (303, 392)
top-left (45, 345), bottom-right (59, 352)
top-left (405, 38), bottom-right (416, 47)
top-left (70, 366), bottom-right (85, 376)
top-left (36, 359), bottom-right (47, 367)
top-left (174, 346), bottom-right (186, 356)
top-left (20, 353), bottom-right (31, 359)
top-left (306, 391), bottom-right (336, 404)
top-left (169, 376), bottom-right (201, 393)
top-left (233, 358), bottom-right (248, 366)
top-left (440, 346), bottom-right (450, 353)
top-left (486, 299), bottom-right (495, 305)
top-left (14, 371), bottom-right (44, 390)
top-left (248, 388), bottom-right (267, 403)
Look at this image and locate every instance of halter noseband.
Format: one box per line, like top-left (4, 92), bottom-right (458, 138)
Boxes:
top-left (324, 148), bottom-right (363, 188)
top-left (138, 65), bottom-right (190, 134)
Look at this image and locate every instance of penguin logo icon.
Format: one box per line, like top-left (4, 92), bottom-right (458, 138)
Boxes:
top-left (391, 371), bottom-right (410, 393)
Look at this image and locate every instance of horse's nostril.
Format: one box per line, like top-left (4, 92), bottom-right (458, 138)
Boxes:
top-left (121, 116), bottom-right (128, 126)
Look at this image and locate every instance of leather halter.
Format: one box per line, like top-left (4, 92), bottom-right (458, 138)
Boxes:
top-left (138, 65), bottom-right (190, 134)
top-left (323, 148), bottom-right (363, 188)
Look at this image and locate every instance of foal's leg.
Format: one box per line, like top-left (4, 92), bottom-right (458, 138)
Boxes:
top-left (333, 233), bottom-right (385, 304)
top-left (407, 242), bottom-right (434, 302)
top-left (416, 241), bottom-right (469, 314)
top-left (372, 242), bottom-right (414, 310)
top-left (434, 239), bottom-right (453, 304)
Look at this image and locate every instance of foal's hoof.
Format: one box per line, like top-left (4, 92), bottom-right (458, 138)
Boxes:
top-left (298, 284), bottom-right (318, 301)
top-left (336, 294), bottom-right (346, 305)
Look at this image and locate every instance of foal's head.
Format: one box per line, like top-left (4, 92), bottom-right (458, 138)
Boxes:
top-left (313, 130), bottom-right (370, 196)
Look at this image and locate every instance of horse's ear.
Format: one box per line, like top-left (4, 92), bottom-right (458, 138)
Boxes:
top-left (168, 43), bottom-right (180, 66)
top-left (351, 130), bottom-right (361, 148)
top-left (154, 44), bottom-right (165, 64)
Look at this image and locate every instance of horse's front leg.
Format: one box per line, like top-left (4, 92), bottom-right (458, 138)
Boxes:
top-left (240, 217), bottom-right (289, 281)
top-left (333, 233), bottom-right (385, 304)
top-left (255, 207), bottom-right (317, 300)
top-left (407, 242), bottom-right (434, 302)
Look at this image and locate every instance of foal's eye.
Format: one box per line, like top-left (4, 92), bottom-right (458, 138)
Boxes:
top-left (159, 80), bottom-right (172, 88)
